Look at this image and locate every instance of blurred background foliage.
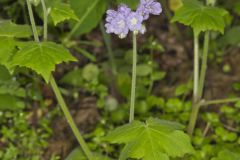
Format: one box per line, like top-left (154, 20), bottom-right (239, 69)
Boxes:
top-left (0, 0), bottom-right (240, 159)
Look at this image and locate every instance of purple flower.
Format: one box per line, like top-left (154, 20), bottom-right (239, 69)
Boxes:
top-left (127, 12), bottom-right (143, 32)
top-left (105, 1), bottom-right (161, 37)
top-left (105, 4), bottom-right (131, 38)
top-left (105, 12), bottom-right (129, 38)
top-left (106, 10), bottom-right (118, 23)
top-left (137, 0), bottom-right (162, 20)
top-left (117, 4), bottom-right (131, 16)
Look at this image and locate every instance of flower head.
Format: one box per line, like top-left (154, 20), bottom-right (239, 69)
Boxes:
top-left (105, 4), bottom-right (131, 38)
top-left (127, 12), bottom-right (143, 33)
top-left (137, 0), bottom-right (162, 20)
top-left (105, 13), bottom-right (129, 38)
top-left (105, 1), bottom-right (162, 38)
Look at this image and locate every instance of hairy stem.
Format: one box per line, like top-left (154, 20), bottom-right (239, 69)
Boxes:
top-left (187, 101), bottom-right (201, 136)
top-left (187, 32), bottom-right (200, 136)
top-left (193, 32), bottom-right (199, 103)
top-left (100, 21), bottom-right (117, 75)
top-left (26, 0), bottom-right (94, 159)
top-left (26, 0), bottom-right (39, 42)
top-left (198, 31), bottom-right (209, 99)
top-left (188, 0), bottom-right (216, 137)
top-left (129, 34), bottom-right (137, 123)
top-left (40, 0), bottom-right (47, 41)
top-left (49, 77), bottom-right (94, 160)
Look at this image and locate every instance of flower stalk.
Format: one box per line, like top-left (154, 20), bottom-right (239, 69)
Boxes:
top-left (129, 33), bottom-right (137, 122)
top-left (104, 0), bottom-right (162, 123)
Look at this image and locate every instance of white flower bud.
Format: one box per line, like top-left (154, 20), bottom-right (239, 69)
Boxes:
top-left (140, 25), bottom-right (146, 34)
top-left (119, 33), bottom-right (127, 39)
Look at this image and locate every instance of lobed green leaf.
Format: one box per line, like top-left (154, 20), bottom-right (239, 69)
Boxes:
top-left (0, 21), bottom-right (42, 70)
top-left (171, 0), bottom-right (229, 35)
top-left (104, 118), bottom-right (194, 160)
top-left (11, 41), bottom-right (77, 82)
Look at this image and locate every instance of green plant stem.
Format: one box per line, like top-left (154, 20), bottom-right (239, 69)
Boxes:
top-left (188, 96), bottom-right (240, 136)
top-left (187, 101), bottom-right (201, 136)
top-left (49, 76), bottom-right (94, 160)
top-left (129, 34), bottom-right (137, 123)
top-left (198, 31), bottom-right (209, 100)
top-left (27, 0), bottom-right (94, 159)
top-left (187, 32), bottom-right (200, 136)
top-left (40, 0), bottom-right (47, 41)
top-left (100, 21), bottom-right (117, 75)
top-left (188, 0), bottom-right (216, 137)
top-left (26, 0), bottom-right (39, 42)
top-left (193, 32), bottom-right (199, 103)
top-left (64, 0), bottom-right (100, 42)
top-left (203, 122), bottom-right (211, 137)
top-left (203, 98), bottom-right (240, 106)
top-left (187, 97), bottom-right (240, 136)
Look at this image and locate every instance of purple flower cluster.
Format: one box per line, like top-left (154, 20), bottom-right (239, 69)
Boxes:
top-left (105, 0), bottom-right (162, 38)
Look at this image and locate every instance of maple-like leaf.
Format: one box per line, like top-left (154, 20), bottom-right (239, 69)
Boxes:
top-left (11, 41), bottom-right (77, 82)
top-left (104, 118), bottom-right (194, 160)
top-left (172, 0), bottom-right (229, 35)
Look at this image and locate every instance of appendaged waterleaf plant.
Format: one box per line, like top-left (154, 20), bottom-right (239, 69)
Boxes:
top-left (105, 0), bottom-right (162, 122)
top-left (172, 0), bottom-right (230, 136)
top-left (104, 1), bottom-right (194, 159)
top-left (104, 118), bottom-right (194, 160)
